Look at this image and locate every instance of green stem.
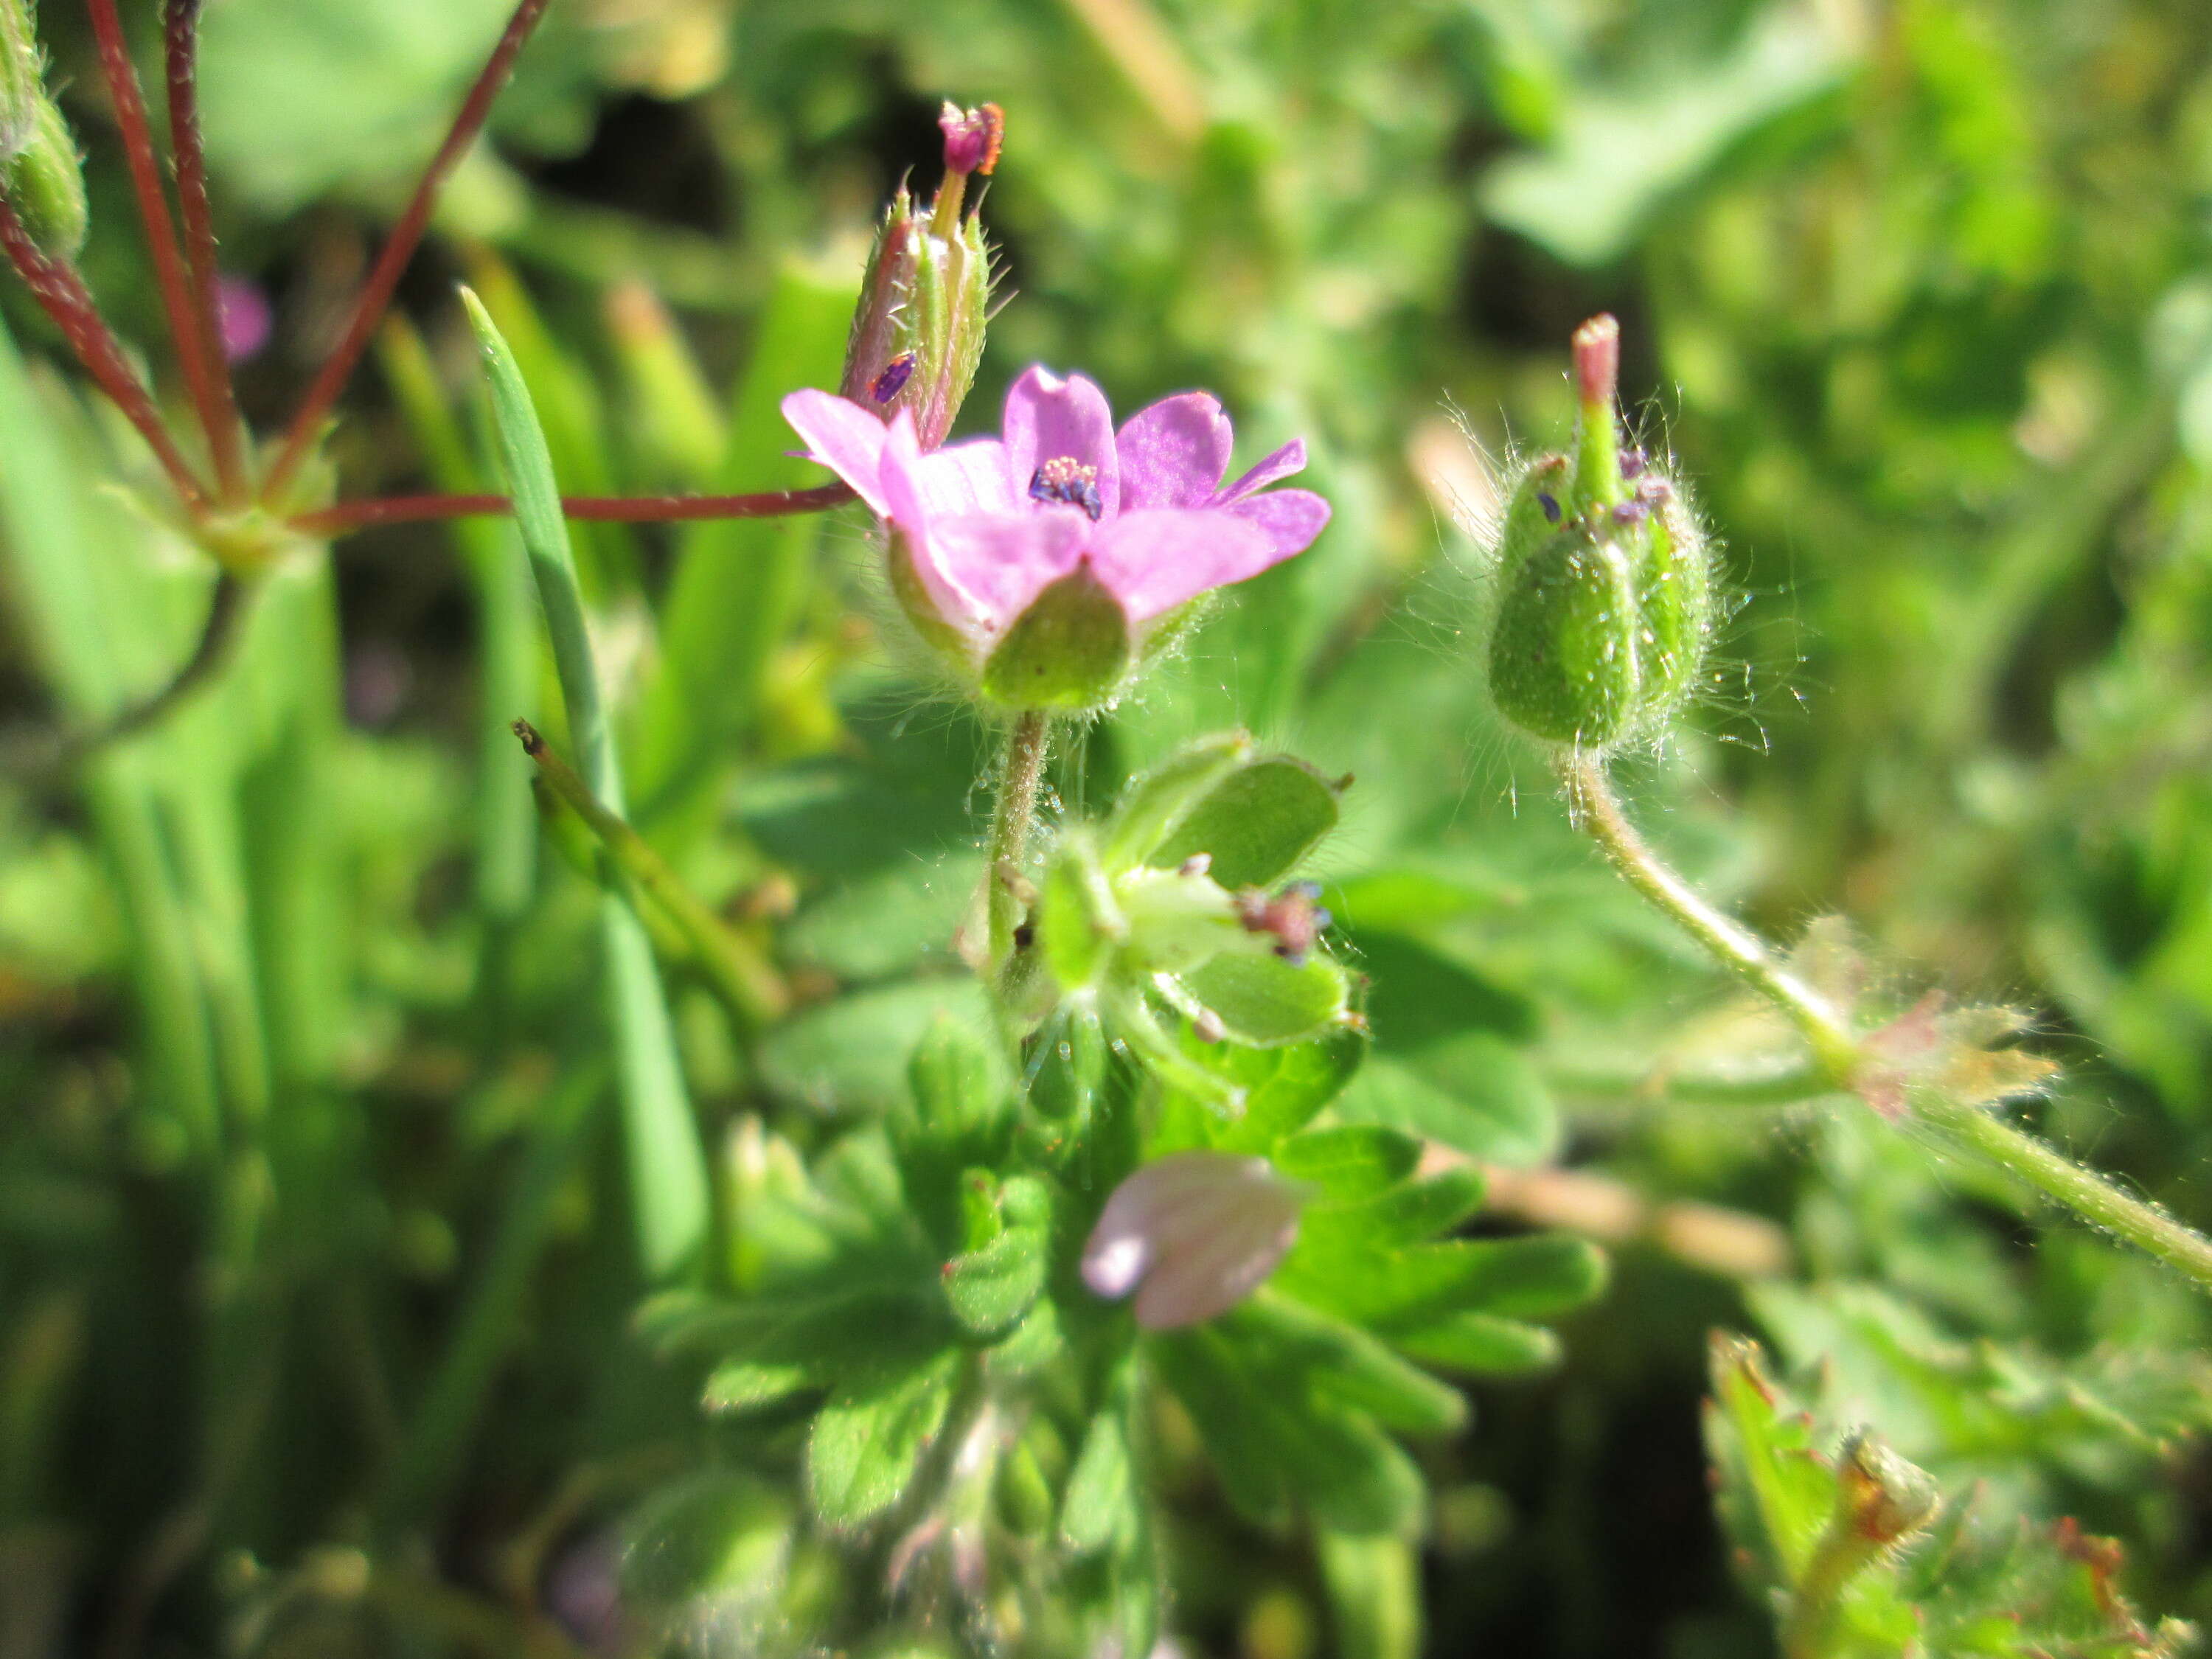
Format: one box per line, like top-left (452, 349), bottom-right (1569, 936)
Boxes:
top-left (1561, 753), bottom-right (2212, 1301)
top-left (515, 720), bottom-right (790, 1026)
top-left (1560, 755), bottom-right (1861, 1088)
top-left (1916, 1093), bottom-right (2212, 1293)
top-left (986, 709), bottom-right (1052, 973)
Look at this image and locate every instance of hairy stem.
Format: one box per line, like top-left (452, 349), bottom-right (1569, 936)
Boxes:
top-left (1562, 751), bottom-right (2212, 1301)
top-left (288, 481), bottom-right (853, 537)
top-left (83, 0), bottom-right (231, 482)
top-left (515, 720), bottom-right (790, 1028)
top-left (160, 0), bottom-right (247, 499)
top-left (262, 0), bottom-right (552, 503)
top-left (1560, 753), bottom-right (1861, 1086)
top-left (1916, 1092), bottom-right (2212, 1294)
top-left (986, 709), bottom-right (1052, 973)
top-left (0, 197), bottom-right (209, 509)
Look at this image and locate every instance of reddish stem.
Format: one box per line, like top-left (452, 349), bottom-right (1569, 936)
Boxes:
top-left (161, 0), bottom-right (247, 500)
top-left (289, 484), bottom-right (857, 538)
top-left (83, 0), bottom-right (230, 486)
top-left (0, 196), bottom-right (208, 511)
top-left (260, 0), bottom-right (552, 505)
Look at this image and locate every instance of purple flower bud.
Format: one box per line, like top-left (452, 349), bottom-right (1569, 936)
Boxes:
top-left (1234, 880), bottom-right (1330, 965)
top-left (1081, 1151), bottom-right (1304, 1329)
top-left (939, 101), bottom-right (1004, 178)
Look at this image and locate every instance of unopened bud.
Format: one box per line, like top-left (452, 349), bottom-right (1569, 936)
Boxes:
top-left (4, 93), bottom-right (86, 257)
top-left (838, 182), bottom-right (992, 451)
top-left (1485, 316), bottom-right (1715, 751)
top-left (0, 3), bottom-right (85, 260)
top-left (1834, 1433), bottom-right (1937, 1547)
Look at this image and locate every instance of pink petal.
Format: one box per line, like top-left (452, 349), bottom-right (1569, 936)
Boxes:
top-left (1003, 366), bottom-right (1120, 522)
top-left (1133, 1200), bottom-right (1299, 1329)
top-left (1222, 487), bottom-right (1332, 563)
top-left (1086, 507), bottom-right (1280, 623)
top-left (1217, 438), bottom-right (1307, 503)
top-left (781, 389), bottom-right (894, 515)
top-left (908, 437), bottom-right (1020, 519)
top-left (1080, 1152), bottom-right (1304, 1330)
top-left (875, 418), bottom-right (990, 635)
top-left (928, 509), bottom-right (1093, 635)
top-left (1116, 392), bottom-right (1233, 510)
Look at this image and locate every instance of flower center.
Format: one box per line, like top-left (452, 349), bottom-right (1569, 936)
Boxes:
top-left (1029, 455), bottom-right (1103, 521)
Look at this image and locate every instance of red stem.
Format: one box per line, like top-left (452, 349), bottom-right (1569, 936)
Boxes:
top-left (260, 0), bottom-right (552, 505)
top-left (288, 483), bottom-right (856, 537)
top-left (0, 195), bottom-right (209, 511)
top-left (161, 0), bottom-right (246, 500)
top-left (83, 0), bottom-right (230, 485)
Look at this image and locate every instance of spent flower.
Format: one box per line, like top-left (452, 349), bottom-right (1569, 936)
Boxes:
top-left (784, 369), bottom-right (1329, 708)
top-left (1081, 1151), bottom-right (1306, 1329)
top-left (1484, 315), bottom-right (1716, 751)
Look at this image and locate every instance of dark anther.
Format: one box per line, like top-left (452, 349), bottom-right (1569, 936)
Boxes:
top-left (1012, 922), bottom-right (1036, 951)
top-left (1620, 447), bottom-right (1646, 479)
top-left (1537, 491), bottom-right (1561, 525)
top-left (871, 353), bottom-right (917, 403)
top-left (1610, 499), bottom-right (1648, 526)
top-left (1029, 456), bottom-right (1104, 521)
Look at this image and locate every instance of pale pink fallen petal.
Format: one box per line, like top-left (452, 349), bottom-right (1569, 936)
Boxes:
top-left (1116, 392), bottom-right (1233, 510)
top-left (1086, 507), bottom-right (1279, 622)
top-left (928, 509), bottom-right (1092, 634)
top-left (1217, 438), bottom-right (1307, 503)
top-left (1222, 487), bottom-right (1332, 562)
top-left (1082, 1151), bottom-right (1304, 1329)
top-left (1003, 366), bottom-right (1120, 521)
top-left (781, 389), bottom-right (894, 515)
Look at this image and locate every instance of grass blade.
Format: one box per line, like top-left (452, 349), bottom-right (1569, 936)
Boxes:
top-left (462, 285), bottom-right (711, 1284)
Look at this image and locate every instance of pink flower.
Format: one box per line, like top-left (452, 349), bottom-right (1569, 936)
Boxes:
top-left (1080, 1151), bottom-right (1306, 1329)
top-left (781, 367), bottom-right (1330, 665)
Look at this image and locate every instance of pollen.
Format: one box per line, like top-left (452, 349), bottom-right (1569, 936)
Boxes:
top-left (1029, 456), bottom-right (1104, 521)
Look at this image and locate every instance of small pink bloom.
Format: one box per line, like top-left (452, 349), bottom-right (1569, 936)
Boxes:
top-left (215, 274), bottom-right (272, 364)
top-left (781, 367), bottom-right (1330, 656)
top-left (1081, 1151), bottom-right (1305, 1329)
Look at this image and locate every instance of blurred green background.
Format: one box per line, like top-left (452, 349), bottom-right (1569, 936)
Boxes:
top-left (6, 0), bottom-right (2212, 1652)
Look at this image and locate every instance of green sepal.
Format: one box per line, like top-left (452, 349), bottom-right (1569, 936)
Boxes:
top-left (1102, 730), bottom-right (1255, 870)
top-left (1161, 948), bottom-right (1351, 1047)
top-left (1150, 754), bottom-right (1343, 889)
top-left (943, 1198), bottom-right (1050, 1335)
top-left (981, 563), bottom-right (1133, 710)
top-left (1039, 832), bottom-right (1123, 993)
top-left (1495, 453), bottom-right (1569, 585)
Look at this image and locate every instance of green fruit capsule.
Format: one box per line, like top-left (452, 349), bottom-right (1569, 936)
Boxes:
top-left (1484, 316), bottom-right (1716, 752)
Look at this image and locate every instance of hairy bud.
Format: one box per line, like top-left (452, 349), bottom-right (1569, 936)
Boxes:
top-left (835, 105), bottom-right (999, 451)
top-left (1486, 316), bottom-right (1715, 751)
top-left (0, 4), bottom-right (86, 259)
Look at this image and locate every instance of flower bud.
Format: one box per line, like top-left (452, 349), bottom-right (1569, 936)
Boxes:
top-left (1486, 316), bottom-right (1715, 751)
top-left (0, 3), bottom-right (86, 261)
top-left (835, 106), bottom-right (998, 451)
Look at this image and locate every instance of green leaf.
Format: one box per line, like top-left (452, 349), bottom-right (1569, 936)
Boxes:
top-left (1273, 1125), bottom-right (1424, 1200)
top-left (1102, 731), bottom-right (1255, 870)
top-left (1381, 1312), bottom-right (1561, 1376)
top-left (465, 287), bottom-right (708, 1283)
top-left (619, 1471), bottom-right (796, 1617)
top-left (807, 1349), bottom-right (962, 1528)
top-left (1335, 1043), bottom-right (1558, 1166)
top-left (1301, 1169), bottom-right (1489, 1253)
top-left (1277, 1233), bottom-right (1605, 1326)
top-left (1155, 1027), bottom-right (1367, 1156)
top-left (908, 1015), bottom-right (1011, 1144)
top-left (762, 978), bottom-right (998, 1115)
top-left (1166, 950), bottom-right (1350, 1047)
top-left (1151, 755), bottom-right (1341, 888)
top-left (1062, 1407), bottom-right (1137, 1556)
top-left (943, 1221), bottom-right (1049, 1336)
top-left (1245, 1295), bottom-right (1468, 1436)
top-left (1040, 834), bottom-right (1120, 993)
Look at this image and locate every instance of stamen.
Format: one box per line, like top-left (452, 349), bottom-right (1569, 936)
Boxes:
top-left (1029, 455), bottom-right (1103, 521)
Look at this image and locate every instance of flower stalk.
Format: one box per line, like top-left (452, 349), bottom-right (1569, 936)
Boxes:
top-left (1560, 752), bottom-right (2212, 1299)
top-left (986, 709), bottom-right (1051, 973)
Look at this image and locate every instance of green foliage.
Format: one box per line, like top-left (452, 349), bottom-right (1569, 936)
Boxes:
top-left (1705, 1334), bottom-right (2197, 1659)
